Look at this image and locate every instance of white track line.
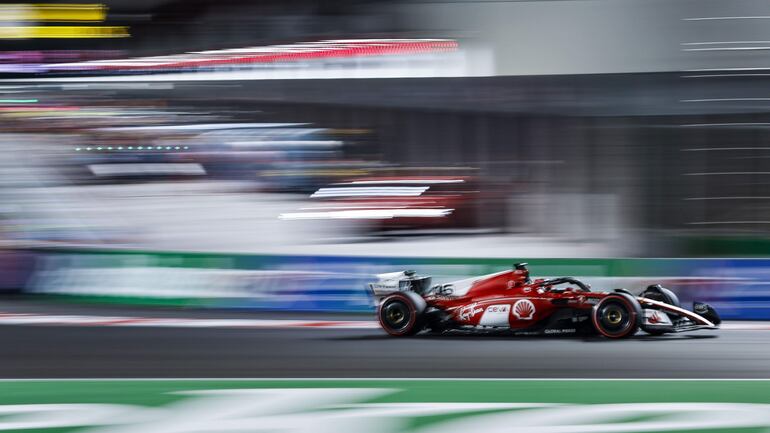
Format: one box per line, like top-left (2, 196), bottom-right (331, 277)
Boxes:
top-left (0, 312), bottom-right (379, 329)
top-left (0, 312), bottom-right (766, 330)
top-left (719, 322), bottom-right (770, 330)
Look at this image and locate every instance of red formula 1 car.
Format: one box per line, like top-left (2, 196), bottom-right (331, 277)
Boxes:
top-left (369, 263), bottom-right (720, 338)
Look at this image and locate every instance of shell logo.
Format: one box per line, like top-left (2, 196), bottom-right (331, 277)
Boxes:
top-left (513, 299), bottom-right (536, 320)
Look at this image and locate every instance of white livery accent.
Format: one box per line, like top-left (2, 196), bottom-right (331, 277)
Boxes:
top-left (478, 304), bottom-right (511, 327)
top-left (637, 297), bottom-right (717, 328)
top-left (643, 309), bottom-right (673, 326)
top-left (439, 270), bottom-right (510, 297)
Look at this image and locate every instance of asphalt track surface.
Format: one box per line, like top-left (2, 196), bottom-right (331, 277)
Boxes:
top-left (1, 300), bottom-right (769, 379)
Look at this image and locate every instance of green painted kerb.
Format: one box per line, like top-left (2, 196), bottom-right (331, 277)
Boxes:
top-left (1, 380), bottom-right (770, 432)
top-left (3, 380), bottom-right (770, 405)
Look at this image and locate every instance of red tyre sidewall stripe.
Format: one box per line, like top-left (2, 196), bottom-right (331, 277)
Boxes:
top-left (592, 295), bottom-right (638, 338)
top-left (378, 293), bottom-right (417, 336)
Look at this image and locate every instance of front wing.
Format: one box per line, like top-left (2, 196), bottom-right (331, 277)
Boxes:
top-left (638, 297), bottom-right (719, 333)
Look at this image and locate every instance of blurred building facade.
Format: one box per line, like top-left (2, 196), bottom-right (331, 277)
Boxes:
top-left (4, 0), bottom-right (770, 256)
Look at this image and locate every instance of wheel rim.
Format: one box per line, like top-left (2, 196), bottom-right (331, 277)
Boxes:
top-left (598, 301), bottom-right (631, 333)
top-left (606, 308), bottom-right (623, 325)
top-left (381, 300), bottom-right (411, 331)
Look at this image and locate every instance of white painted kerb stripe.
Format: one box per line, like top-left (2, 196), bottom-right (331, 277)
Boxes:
top-left (0, 312), bottom-right (766, 330)
top-left (0, 313), bottom-right (380, 329)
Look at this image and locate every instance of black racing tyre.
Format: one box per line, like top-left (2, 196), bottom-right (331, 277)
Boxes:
top-left (378, 292), bottom-right (426, 336)
top-left (592, 294), bottom-right (642, 339)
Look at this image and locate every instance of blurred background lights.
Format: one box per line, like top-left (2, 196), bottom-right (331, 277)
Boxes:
top-left (0, 99), bottom-right (38, 103)
top-left (0, 4), bottom-right (107, 22)
top-left (0, 3), bottom-right (128, 39)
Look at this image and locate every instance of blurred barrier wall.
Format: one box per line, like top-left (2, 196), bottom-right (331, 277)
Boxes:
top-left (13, 247), bottom-right (770, 320)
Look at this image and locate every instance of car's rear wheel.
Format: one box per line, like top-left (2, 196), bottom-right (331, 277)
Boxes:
top-left (378, 292), bottom-right (425, 336)
top-left (592, 294), bottom-right (642, 339)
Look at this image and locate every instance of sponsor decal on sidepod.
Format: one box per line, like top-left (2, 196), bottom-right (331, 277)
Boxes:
top-left (513, 299), bottom-right (536, 320)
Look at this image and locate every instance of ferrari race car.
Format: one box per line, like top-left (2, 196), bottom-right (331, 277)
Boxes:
top-left (368, 263), bottom-right (721, 338)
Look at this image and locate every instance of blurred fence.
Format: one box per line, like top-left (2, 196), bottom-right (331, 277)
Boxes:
top-left (6, 247), bottom-right (770, 319)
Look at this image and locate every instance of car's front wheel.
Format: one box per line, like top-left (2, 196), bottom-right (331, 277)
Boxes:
top-left (591, 294), bottom-right (642, 339)
top-left (378, 292), bottom-right (426, 336)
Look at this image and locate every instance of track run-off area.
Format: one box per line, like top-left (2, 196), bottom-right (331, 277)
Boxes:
top-left (1, 301), bottom-right (770, 432)
top-left (0, 301), bottom-right (768, 379)
top-left (0, 311), bottom-right (768, 330)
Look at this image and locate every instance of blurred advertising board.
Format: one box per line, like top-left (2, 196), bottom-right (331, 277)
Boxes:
top-left (21, 248), bottom-right (770, 319)
top-left (0, 248), bottom-right (35, 293)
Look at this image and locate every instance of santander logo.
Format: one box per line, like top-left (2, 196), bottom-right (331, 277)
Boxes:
top-left (513, 299), bottom-right (536, 320)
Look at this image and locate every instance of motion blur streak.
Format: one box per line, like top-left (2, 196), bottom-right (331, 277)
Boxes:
top-left (48, 39), bottom-right (458, 71)
top-left (0, 4), bottom-right (107, 22)
top-left (0, 26), bottom-right (129, 39)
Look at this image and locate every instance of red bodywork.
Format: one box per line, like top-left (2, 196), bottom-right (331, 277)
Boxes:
top-left (374, 266), bottom-right (720, 338)
top-left (424, 269), bottom-right (603, 329)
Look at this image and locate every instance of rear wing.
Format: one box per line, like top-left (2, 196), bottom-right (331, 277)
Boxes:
top-left (368, 270), bottom-right (432, 299)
